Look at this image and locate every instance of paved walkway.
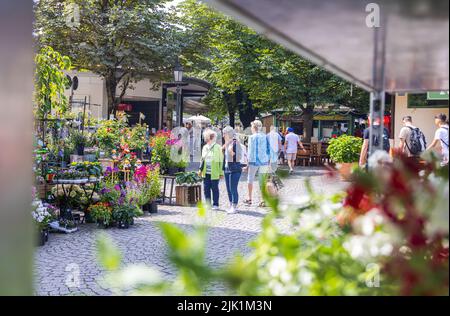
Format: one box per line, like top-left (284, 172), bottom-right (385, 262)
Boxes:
top-left (34, 166), bottom-right (345, 295)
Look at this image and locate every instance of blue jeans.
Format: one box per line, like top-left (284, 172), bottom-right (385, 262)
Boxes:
top-left (224, 171), bottom-right (241, 205)
top-left (203, 174), bottom-right (219, 207)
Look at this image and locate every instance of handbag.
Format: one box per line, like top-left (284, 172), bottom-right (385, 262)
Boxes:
top-left (198, 143), bottom-right (216, 176)
top-left (269, 172), bottom-right (284, 190)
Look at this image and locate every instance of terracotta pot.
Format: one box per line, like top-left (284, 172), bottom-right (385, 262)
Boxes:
top-left (337, 162), bottom-right (356, 181)
top-left (46, 173), bottom-right (55, 182)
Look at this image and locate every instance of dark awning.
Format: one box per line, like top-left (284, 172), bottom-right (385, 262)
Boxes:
top-left (204, 0), bottom-right (449, 93)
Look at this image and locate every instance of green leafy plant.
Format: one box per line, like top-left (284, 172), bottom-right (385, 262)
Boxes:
top-left (175, 171), bottom-right (202, 186)
top-left (34, 46), bottom-right (71, 119)
top-left (112, 204), bottom-right (135, 227)
top-left (327, 135), bottom-right (363, 163)
top-left (135, 165), bottom-right (161, 206)
top-left (150, 131), bottom-right (171, 173)
top-left (88, 202), bottom-right (113, 227)
top-left (69, 130), bottom-right (88, 154)
top-left (128, 124), bottom-right (148, 152)
top-left (71, 161), bottom-right (102, 177)
top-left (94, 119), bottom-right (128, 155)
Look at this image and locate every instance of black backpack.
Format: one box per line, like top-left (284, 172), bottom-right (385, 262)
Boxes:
top-left (406, 126), bottom-right (427, 155)
top-left (372, 126), bottom-right (390, 152)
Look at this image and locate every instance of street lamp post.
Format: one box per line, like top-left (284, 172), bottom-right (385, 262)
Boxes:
top-left (174, 59), bottom-right (184, 127)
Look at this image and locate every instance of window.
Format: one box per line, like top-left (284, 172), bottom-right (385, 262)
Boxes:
top-left (407, 93), bottom-right (448, 108)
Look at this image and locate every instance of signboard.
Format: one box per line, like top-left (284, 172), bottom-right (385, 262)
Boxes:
top-left (427, 91), bottom-right (449, 100)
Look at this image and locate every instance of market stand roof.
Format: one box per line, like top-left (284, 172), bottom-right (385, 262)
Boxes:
top-left (204, 0), bottom-right (449, 93)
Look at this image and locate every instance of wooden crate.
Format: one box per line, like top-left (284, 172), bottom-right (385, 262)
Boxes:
top-left (37, 183), bottom-right (56, 200)
top-left (175, 185), bottom-right (202, 206)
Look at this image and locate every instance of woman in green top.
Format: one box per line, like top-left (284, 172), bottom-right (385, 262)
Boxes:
top-left (199, 129), bottom-right (224, 210)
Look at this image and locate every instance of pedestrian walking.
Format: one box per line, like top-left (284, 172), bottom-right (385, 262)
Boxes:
top-left (199, 129), bottom-right (224, 210)
top-left (284, 127), bottom-right (305, 174)
top-left (243, 120), bottom-right (270, 206)
top-left (359, 115), bottom-right (391, 168)
top-left (427, 113), bottom-right (449, 166)
top-left (398, 116), bottom-right (426, 159)
top-left (222, 126), bottom-right (243, 214)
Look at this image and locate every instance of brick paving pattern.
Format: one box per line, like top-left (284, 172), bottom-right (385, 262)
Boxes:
top-left (34, 166), bottom-right (345, 295)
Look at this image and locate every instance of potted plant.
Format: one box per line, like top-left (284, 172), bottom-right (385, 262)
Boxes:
top-left (167, 161), bottom-right (179, 176)
top-left (70, 130), bottom-right (87, 156)
top-left (129, 124), bottom-right (148, 159)
top-left (145, 165), bottom-right (161, 213)
top-left (326, 135), bottom-right (363, 181)
top-left (88, 202), bottom-right (113, 228)
top-left (112, 204), bottom-right (135, 228)
top-left (150, 130), bottom-right (171, 174)
top-left (46, 168), bottom-right (56, 183)
top-left (32, 200), bottom-right (54, 246)
top-left (175, 171), bottom-right (202, 206)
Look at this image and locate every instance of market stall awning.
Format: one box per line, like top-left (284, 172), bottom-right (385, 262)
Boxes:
top-left (204, 0), bottom-right (449, 93)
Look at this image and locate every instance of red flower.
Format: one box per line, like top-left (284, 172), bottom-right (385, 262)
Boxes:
top-left (389, 170), bottom-right (410, 196)
top-left (344, 185), bottom-right (374, 213)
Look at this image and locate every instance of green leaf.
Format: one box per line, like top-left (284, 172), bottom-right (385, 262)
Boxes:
top-left (96, 233), bottom-right (122, 271)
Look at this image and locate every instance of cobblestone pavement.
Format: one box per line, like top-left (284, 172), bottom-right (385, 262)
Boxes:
top-left (34, 166), bottom-right (345, 296)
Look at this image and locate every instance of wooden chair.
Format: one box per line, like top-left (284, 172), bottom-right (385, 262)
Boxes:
top-left (321, 142), bottom-right (331, 164)
top-left (310, 142), bottom-right (323, 166)
top-left (297, 143), bottom-right (311, 166)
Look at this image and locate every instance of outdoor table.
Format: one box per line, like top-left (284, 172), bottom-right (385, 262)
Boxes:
top-left (161, 175), bottom-right (176, 205)
top-left (54, 178), bottom-right (101, 221)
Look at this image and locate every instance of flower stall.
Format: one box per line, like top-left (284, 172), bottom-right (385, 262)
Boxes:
top-left (32, 114), bottom-right (167, 243)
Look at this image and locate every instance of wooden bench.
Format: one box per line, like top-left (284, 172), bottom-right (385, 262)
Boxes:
top-left (296, 143), bottom-right (311, 166)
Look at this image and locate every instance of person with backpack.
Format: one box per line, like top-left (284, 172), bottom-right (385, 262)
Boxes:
top-left (426, 113), bottom-right (449, 166)
top-left (398, 116), bottom-right (427, 158)
top-left (359, 115), bottom-right (390, 168)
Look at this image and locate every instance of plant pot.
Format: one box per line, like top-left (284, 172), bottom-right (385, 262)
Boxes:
top-left (149, 201), bottom-right (158, 213)
top-left (84, 211), bottom-right (94, 223)
top-left (96, 220), bottom-right (109, 229)
top-left (337, 163), bottom-right (356, 181)
top-left (167, 167), bottom-right (178, 176)
top-left (117, 221), bottom-right (130, 229)
top-left (76, 145), bottom-right (85, 156)
top-left (36, 229), bottom-right (47, 246)
top-left (46, 174), bottom-right (55, 183)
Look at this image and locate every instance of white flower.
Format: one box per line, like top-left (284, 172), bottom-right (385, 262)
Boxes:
top-left (299, 270), bottom-right (313, 286)
top-left (353, 209), bottom-right (384, 236)
top-left (368, 150), bottom-right (392, 169)
top-left (344, 232), bottom-right (394, 261)
top-left (293, 195), bottom-right (311, 207)
top-left (268, 257), bottom-right (287, 277)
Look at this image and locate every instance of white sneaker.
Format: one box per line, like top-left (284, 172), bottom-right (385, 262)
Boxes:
top-left (212, 205), bottom-right (220, 211)
top-left (226, 205), bottom-right (236, 214)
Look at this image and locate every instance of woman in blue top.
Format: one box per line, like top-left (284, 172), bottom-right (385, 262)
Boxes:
top-left (244, 120), bottom-right (270, 206)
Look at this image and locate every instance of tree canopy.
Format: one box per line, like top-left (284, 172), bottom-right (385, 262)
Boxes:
top-left (34, 0), bottom-right (183, 115)
top-left (179, 0), bottom-right (369, 137)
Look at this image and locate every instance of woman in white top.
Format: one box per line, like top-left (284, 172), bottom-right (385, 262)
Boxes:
top-left (427, 113), bottom-right (449, 166)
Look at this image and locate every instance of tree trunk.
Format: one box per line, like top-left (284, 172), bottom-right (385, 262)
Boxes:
top-left (302, 106), bottom-right (314, 142)
top-left (223, 91), bottom-right (235, 127)
top-left (237, 90), bottom-right (258, 129)
top-left (105, 72), bottom-right (117, 117)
